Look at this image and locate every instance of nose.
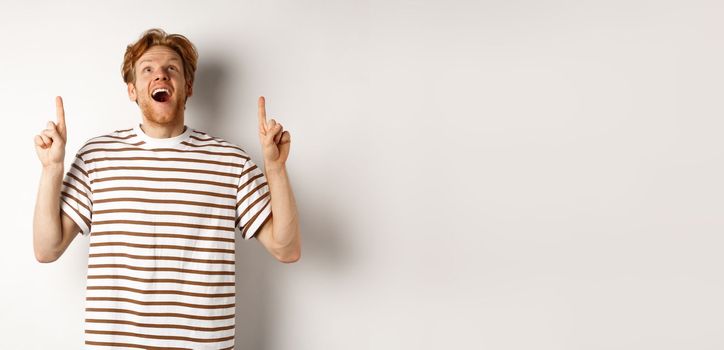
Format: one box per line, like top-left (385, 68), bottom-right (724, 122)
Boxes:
top-left (154, 69), bottom-right (169, 81)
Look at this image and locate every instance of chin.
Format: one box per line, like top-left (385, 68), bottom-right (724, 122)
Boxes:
top-left (140, 99), bottom-right (184, 123)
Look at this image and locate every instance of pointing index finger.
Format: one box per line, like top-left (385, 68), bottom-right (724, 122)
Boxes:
top-left (258, 96), bottom-right (267, 134)
top-left (55, 96), bottom-right (65, 127)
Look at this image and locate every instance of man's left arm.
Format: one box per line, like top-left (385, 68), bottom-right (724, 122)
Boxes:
top-left (254, 95), bottom-right (301, 263)
top-left (255, 165), bottom-right (301, 263)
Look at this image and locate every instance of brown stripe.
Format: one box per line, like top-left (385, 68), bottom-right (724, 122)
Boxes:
top-left (236, 183), bottom-right (269, 210)
top-left (87, 286), bottom-right (234, 298)
top-left (238, 173), bottom-right (264, 191)
top-left (103, 132), bottom-right (135, 139)
top-left (81, 146), bottom-right (248, 159)
top-left (236, 190), bottom-right (270, 223)
top-left (87, 275), bottom-right (234, 287)
top-left (254, 210), bottom-right (273, 237)
top-left (85, 330), bottom-right (234, 343)
top-left (88, 253), bottom-right (234, 265)
top-left (85, 308), bottom-right (235, 321)
top-left (182, 140), bottom-right (243, 152)
top-left (86, 297), bottom-right (234, 310)
top-left (89, 165), bottom-right (238, 178)
top-left (94, 197), bottom-right (234, 210)
top-left (94, 186), bottom-right (235, 200)
top-left (88, 139), bottom-right (145, 147)
top-left (62, 181), bottom-right (90, 201)
top-left (86, 156), bottom-right (241, 168)
top-left (60, 197), bottom-right (91, 227)
top-left (88, 264), bottom-right (234, 276)
top-left (66, 172), bottom-right (92, 192)
top-left (92, 175), bottom-right (236, 189)
top-left (93, 208), bottom-right (234, 221)
top-left (85, 340), bottom-right (190, 350)
top-left (86, 318), bottom-right (234, 332)
top-left (90, 241), bottom-right (234, 254)
top-left (93, 219), bottom-right (235, 232)
top-left (240, 163), bottom-right (258, 177)
top-left (189, 134), bottom-right (224, 142)
top-left (242, 200), bottom-right (271, 239)
top-left (60, 191), bottom-right (91, 212)
top-left (72, 159), bottom-right (89, 177)
top-left (91, 231), bottom-right (234, 243)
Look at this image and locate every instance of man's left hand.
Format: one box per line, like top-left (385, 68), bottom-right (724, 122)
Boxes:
top-left (257, 96), bottom-right (291, 171)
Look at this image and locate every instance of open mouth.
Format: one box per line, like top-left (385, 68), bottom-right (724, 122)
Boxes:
top-left (151, 88), bottom-right (171, 102)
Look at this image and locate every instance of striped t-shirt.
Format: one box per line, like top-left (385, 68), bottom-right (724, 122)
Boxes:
top-left (60, 123), bottom-right (272, 349)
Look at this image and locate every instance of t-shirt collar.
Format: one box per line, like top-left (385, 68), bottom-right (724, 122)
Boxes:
top-left (133, 122), bottom-right (192, 148)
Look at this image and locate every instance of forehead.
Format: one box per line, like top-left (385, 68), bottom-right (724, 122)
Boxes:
top-left (136, 46), bottom-right (182, 66)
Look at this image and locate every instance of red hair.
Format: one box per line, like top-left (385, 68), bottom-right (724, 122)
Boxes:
top-left (121, 28), bottom-right (198, 89)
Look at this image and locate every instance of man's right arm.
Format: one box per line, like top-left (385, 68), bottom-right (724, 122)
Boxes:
top-left (33, 163), bottom-right (81, 263)
top-left (33, 96), bottom-right (79, 263)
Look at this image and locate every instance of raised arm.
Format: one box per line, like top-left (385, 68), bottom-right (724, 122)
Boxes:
top-left (253, 96), bottom-right (301, 263)
top-left (32, 96), bottom-right (81, 263)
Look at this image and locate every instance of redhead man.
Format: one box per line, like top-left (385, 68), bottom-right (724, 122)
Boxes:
top-left (32, 28), bottom-right (300, 349)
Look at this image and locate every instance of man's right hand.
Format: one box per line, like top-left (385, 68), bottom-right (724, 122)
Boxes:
top-left (34, 96), bottom-right (68, 168)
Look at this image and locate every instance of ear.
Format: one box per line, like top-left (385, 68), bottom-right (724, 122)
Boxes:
top-left (127, 82), bottom-right (137, 102)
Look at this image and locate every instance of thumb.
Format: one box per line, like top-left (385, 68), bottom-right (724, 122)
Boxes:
top-left (43, 121), bottom-right (64, 143)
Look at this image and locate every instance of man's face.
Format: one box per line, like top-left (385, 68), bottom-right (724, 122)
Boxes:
top-left (127, 45), bottom-right (192, 124)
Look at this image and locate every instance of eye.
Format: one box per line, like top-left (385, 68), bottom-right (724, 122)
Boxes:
top-left (143, 67), bottom-right (151, 72)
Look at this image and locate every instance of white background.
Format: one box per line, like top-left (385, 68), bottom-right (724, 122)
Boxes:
top-left (2, 0), bottom-right (724, 349)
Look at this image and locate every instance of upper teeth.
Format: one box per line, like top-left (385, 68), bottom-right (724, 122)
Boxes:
top-left (152, 88), bottom-right (169, 96)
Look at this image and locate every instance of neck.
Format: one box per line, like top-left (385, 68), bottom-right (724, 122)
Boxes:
top-left (139, 118), bottom-right (186, 138)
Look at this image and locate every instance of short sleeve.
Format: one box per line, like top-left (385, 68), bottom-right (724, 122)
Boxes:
top-left (60, 152), bottom-right (93, 236)
top-left (235, 158), bottom-right (272, 240)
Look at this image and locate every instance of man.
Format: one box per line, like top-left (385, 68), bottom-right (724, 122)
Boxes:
top-left (32, 28), bottom-right (301, 349)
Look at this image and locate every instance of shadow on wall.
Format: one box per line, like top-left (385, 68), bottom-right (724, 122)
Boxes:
top-left (189, 58), bottom-right (227, 132)
top-left (192, 56), bottom-right (347, 350)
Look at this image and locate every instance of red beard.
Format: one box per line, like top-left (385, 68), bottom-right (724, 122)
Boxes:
top-left (139, 94), bottom-right (185, 124)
